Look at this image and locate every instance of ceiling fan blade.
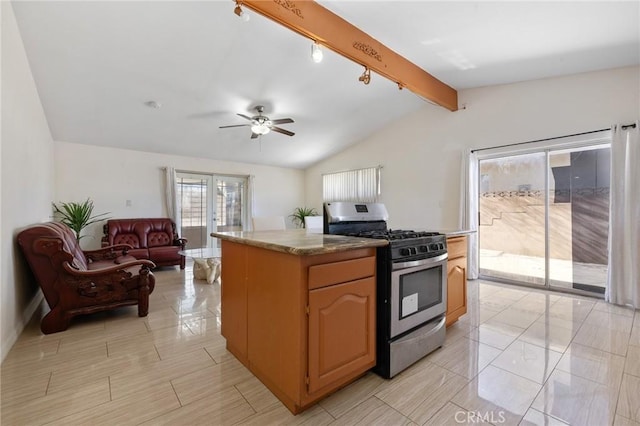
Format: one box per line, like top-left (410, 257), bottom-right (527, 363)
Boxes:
top-left (237, 114), bottom-right (253, 121)
top-left (270, 126), bottom-right (295, 137)
top-left (271, 118), bottom-right (294, 125)
top-left (219, 124), bottom-right (250, 129)
top-left (251, 132), bottom-right (260, 139)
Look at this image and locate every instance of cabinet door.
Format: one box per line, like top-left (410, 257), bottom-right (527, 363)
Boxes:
top-left (308, 278), bottom-right (375, 394)
top-left (446, 257), bottom-right (467, 326)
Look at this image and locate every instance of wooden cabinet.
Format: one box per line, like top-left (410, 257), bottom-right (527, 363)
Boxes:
top-left (220, 241), bottom-right (249, 363)
top-left (308, 277), bottom-right (375, 393)
top-left (446, 236), bottom-right (467, 327)
top-left (220, 240), bottom-right (376, 414)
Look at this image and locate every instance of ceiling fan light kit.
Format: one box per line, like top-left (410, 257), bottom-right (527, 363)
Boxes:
top-left (251, 121), bottom-right (271, 135)
top-left (220, 105), bottom-right (295, 140)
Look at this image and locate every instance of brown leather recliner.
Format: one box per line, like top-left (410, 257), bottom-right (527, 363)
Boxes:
top-left (17, 222), bottom-right (156, 334)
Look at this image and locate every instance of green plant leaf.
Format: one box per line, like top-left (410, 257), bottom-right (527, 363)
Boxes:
top-left (289, 207), bottom-right (319, 228)
top-left (52, 198), bottom-right (111, 241)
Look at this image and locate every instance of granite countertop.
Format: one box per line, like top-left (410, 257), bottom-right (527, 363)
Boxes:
top-left (211, 229), bottom-right (388, 256)
top-left (439, 229), bottom-right (476, 237)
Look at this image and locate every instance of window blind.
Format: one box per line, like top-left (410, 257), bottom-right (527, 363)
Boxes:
top-left (322, 166), bottom-right (381, 202)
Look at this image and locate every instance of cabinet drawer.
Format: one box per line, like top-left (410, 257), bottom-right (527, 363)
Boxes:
top-left (308, 256), bottom-right (375, 290)
top-left (447, 236), bottom-right (467, 260)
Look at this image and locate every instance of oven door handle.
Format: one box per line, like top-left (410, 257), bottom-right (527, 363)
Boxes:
top-left (392, 253), bottom-right (448, 271)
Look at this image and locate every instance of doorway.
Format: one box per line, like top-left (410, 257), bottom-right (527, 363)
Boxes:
top-left (176, 172), bottom-right (248, 249)
top-left (478, 144), bottom-right (610, 295)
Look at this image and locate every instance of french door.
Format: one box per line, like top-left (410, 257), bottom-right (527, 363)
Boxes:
top-left (478, 143), bottom-right (610, 294)
top-left (176, 173), bottom-right (247, 249)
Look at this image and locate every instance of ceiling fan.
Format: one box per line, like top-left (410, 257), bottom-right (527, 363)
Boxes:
top-left (219, 105), bottom-right (295, 139)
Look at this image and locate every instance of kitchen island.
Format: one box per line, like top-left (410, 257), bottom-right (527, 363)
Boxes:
top-left (211, 229), bottom-right (387, 414)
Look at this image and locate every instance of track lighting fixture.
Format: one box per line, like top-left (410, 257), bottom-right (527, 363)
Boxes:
top-left (311, 42), bottom-right (323, 63)
top-left (358, 67), bottom-right (371, 85)
top-left (228, 0), bottom-right (457, 111)
top-left (234, 2), bottom-right (250, 22)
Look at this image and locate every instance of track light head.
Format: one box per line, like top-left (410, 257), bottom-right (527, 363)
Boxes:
top-left (358, 67), bottom-right (371, 85)
top-left (234, 3), bottom-right (250, 21)
top-left (311, 42), bottom-right (323, 63)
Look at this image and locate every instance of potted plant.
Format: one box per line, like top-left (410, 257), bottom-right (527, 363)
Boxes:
top-left (52, 198), bottom-right (110, 242)
top-left (289, 207), bottom-right (319, 228)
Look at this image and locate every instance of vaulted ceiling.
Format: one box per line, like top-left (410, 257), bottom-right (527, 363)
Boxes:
top-left (11, 1), bottom-right (640, 169)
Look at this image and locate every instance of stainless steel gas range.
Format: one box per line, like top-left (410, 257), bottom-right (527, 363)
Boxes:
top-left (324, 201), bottom-right (447, 378)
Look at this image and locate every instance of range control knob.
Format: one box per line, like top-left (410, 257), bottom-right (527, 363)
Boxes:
top-left (418, 245), bottom-right (429, 253)
top-left (399, 248), bottom-right (411, 256)
top-left (429, 243), bottom-right (439, 251)
top-left (408, 247), bottom-right (417, 255)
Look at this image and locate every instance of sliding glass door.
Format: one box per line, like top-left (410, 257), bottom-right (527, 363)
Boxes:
top-left (478, 144), bottom-right (610, 294)
top-left (479, 153), bottom-right (547, 286)
top-left (548, 147), bottom-right (610, 293)
top-left (176, 173), bottom-right (248, 249)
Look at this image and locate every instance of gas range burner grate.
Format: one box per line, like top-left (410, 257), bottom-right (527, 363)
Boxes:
top-left (349, 229), bottom-right (441, 241)
top-left (388, 230), bottom-right (441, 240)
top-left (346, 230), bottom-right (389, 240)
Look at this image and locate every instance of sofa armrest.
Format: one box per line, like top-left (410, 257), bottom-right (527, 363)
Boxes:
top-left (174, 238), bottom-right (188, 249)
top-left (63, 259), bottom-right (156, 276)
top-left (84, 244), bottom-right (133, 262)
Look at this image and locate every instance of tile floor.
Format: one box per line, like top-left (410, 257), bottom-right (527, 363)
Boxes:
top-left (1, 264), bottom-right (639, 425)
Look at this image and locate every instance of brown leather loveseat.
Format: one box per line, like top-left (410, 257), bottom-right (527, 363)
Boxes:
top-left (102, 218), bottom-right (187, 269)
top-left (17, 222), bottom-right (156, 334)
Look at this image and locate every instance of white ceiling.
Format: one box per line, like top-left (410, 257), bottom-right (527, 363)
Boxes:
top-left (11, 1), bottom-right (640, 169)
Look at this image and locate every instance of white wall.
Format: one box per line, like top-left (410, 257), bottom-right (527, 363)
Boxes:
top-left (305, 66), bottom-right (640, 230)
top-left (54, 141), bottom-right (305, 249)
top-left (1, 2), bottom-right (55, 361)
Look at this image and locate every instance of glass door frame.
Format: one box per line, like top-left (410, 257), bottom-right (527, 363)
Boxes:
top-left (211, 174), bottom-right (248, 237)
top-left (475, 133), bottom-right (611, 297)
top-left (176, 172), bottom-right (215, 249)
top-left (176, 170), bottom-right (250, 250)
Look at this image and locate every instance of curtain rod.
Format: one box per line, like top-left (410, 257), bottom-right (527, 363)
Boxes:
top-left (471, 123), bottom-right (636, 154)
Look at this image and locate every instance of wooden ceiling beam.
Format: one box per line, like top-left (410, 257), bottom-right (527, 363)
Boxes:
top-left (239, 0), bottom-right (458, 112)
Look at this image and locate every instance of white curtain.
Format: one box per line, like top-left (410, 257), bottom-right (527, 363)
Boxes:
top-left (163, 167), bottom-right (181, 235)
top-left (460, 150), bottom-right (479, 279)
top-left (243, 175), bottom-right (255, 231)
top-left (606, 122), bottom-right (640, 307)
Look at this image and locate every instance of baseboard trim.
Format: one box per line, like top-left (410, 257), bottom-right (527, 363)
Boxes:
top-left (1, 289), bottom-right (43, 363)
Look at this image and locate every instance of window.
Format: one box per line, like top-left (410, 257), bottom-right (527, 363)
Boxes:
top-left (177, 177), bottom-right (208, 229)
top-left (322, 166), bottom-right (381, 202)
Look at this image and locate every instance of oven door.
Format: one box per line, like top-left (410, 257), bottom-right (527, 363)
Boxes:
top-left (390, 254), bottom-right (447, 338)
